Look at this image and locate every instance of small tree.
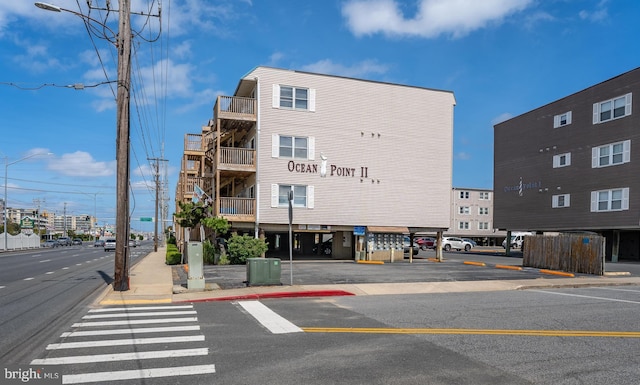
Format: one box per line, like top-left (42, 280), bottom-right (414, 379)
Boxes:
top-left (227, 234), bottom-right (269, 264)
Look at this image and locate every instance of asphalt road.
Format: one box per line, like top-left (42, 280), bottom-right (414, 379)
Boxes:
top-left (0, 242), bottom-right (148, 366)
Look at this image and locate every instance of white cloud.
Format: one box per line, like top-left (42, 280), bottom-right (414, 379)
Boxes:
top-left (579, 0), bottom-right (609, 23)
top-left (48, 151), bottom-right (116, 177)
top-left (456, 151), bottom-right (471, 160)
top-left (492, 112), bottom-right (513, 125)
top-left (342, 0), bottom-right (534, 38)
top-left (301, 59), bottom-right (389, 78)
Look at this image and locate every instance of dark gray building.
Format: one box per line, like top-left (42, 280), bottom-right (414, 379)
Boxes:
top-left (494, 67), bottom-right (640, 261)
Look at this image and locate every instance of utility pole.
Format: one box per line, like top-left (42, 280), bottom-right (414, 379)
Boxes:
top-left (113, 0), bottom-right (132, 291)
top-left (148, 157), bottom-right (167, 252)
top-left (63, 202), bottom-right (67, 237)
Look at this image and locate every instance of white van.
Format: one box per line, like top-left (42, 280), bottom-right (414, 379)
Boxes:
top-left (502, 232), bottom-right (534, 249)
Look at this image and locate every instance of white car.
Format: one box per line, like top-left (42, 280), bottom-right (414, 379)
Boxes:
top-left (441, 237), bottom-right (473, 252)
top-left (104, 238), bottom-right (116, 252)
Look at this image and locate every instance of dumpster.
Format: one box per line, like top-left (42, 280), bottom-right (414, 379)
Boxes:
top-left (246, 258), bottom-right (281, 286)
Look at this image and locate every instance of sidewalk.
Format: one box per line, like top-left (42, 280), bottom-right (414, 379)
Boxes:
top-left (96, 247), bottom-right (640, 306)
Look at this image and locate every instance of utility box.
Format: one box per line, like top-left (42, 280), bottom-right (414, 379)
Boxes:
top-left (246, 258), bottom-right (281, 286)
top-left (187, 241), bottom-right (205, 290)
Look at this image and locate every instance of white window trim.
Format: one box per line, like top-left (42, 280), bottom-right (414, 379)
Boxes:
top-left (553, 111), bottom-right (572, 128)
top-left (553, 152), bottom-right (571, 168)
top-left (272, 134), bottom-right (315, 160)
top-left (552, 194), bottom-right (571, 208)
top-left (593, 93), bottom-right (632, 124)
top-left (590, 188), bottom-right (629, 212)
top-left (478, 207), bottom-right (489, 215)
top-left (271, 184), bottom-right (314, 209)
top-left (478, 222), bottom-right (490, 230)
top-left (591, 140), bottom-right (631, 168)
top-left (458, 221), bottom-right (469, 230)
top-left (459, 206), bottom-right (470, 215)
top-left (272, 84), bottom-right (316, 112)
top-left (479, 192), bottom-right (490, 200)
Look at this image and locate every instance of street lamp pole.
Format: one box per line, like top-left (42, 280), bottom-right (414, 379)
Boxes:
top-left (4, 152), bottom-right (52, 251)
top-left (35, 1), bottom-right (132, 291)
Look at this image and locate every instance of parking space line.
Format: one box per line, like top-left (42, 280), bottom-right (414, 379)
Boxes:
top-left (531, 289), bottom-right (640, 304)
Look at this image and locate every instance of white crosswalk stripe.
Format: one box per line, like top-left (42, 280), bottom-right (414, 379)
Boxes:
top-left (30, 304), bottom-right (216, 384)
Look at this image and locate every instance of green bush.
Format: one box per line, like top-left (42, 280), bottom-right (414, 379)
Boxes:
top-left (165, 244), bottom-right (182, 265)
top-left (227, 234), bottom-right (269, 265)
top-left (203, 240), bottom-right (216, 264)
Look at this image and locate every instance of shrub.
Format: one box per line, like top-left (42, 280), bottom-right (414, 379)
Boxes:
top-left (165, 244), bottom-right (182, 265)
top-left (227, 234), bottom-right (269, 265)
top-left (203, 240), bottom-right (216, 264)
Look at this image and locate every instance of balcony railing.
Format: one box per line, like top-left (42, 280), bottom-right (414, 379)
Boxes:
top-left (185, 134), bottom-right (204, 153)
top-left (220, 147), bottom-right (255, 168)
top-left (218, 197), bottom-right (255, 221)
top-left (214, 96), bottom-right (256, 122)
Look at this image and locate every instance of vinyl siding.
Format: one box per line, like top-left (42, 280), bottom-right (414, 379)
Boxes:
top-left (244, 67), bottom-right (455, 229)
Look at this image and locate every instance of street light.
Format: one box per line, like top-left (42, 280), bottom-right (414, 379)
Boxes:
top-left (36, 1), bottom-right (132, 291)
top-left (4, 152), bottom-right (52, 251)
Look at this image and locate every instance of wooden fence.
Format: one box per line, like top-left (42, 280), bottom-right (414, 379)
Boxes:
top-left (523, 234), bottom-right (605, 275)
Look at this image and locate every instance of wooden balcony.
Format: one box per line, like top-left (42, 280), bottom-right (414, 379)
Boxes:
top-left (217, 147), bottom-right (256, 173)
top-left (217, 197), bottom-right (255, 222)
top-left (184, 134), bottom-right (204, 155)
top-left (214, 96), bottom-right (256, 122)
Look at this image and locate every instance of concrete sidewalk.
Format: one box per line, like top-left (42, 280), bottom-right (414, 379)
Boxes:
top-left (95, 246), bottom-right (640, 306)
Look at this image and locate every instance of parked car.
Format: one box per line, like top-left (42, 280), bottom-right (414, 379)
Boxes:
top-left (441, 237), bottom-right (473, 252)
top-left (57, 237), bottom-right (72, 246)
top-left (403, 236), bottom-right (419, 255)
top-left (94, 239), bottom-right (105, 247)
top-left (104, 238), bottom-right (116, 252)
top-left (42, 239), bottom-right (59, 248)
top-left (462, 238), bottom-right (477, 247)
top-left (415, 237), bottom-right (436, 250)
top-left (128, 239), bottom-right (136, 248)
top-left (72, 238), bottom-right (83, 245)
top-left (312, 238), bottom-right (333, 255)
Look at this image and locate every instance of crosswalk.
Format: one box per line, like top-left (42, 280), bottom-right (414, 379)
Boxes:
top-left (30, 305), bottom-right (216, 384)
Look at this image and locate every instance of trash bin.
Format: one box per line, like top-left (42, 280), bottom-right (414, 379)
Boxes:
top-left (246, 258), bottom-right (281, 286)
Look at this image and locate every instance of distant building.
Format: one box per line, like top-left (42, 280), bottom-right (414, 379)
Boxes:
top-left (447, 188), bottom-right (506, 246)
top-left (176, 66), bottom-right (456, 260)
top-left (494, 67), bottom-right (640, 261)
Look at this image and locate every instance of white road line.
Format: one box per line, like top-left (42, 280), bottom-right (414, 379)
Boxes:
top-left (30, 348), bottom-right (209, 365)
top-left (24, 277), bottom-right (34, 281)
top-left (62, 364), bottom-right (217, 384)
top-left (89, 305), bottom-right (193, 313)
top-left (76, 263), bottom-right (82, 266)
top-left (60, 325), bottom-right (200, 338)
top-left (0, 286), bottom-right (5, 289)
top-left (72, 317), bottom-right (199, 327)
top-left (46, 271), bottom-right (54, 274)
top-left (63, 267), bottom-right (70, 270)
top-left (532, 290), bottom-right (640, 304)
top-left (31, 254), bottom-right (42, 257)
top-left (39, 259), bottom-right (51, 263)
top-left (83, 311), bottom-right (197, 319)
top-left (238, 300), bottom-right (303, 334)
top-left (594, 287), bottom-right (640, 294)
top-left (47, 335), bottom-right (205, 350)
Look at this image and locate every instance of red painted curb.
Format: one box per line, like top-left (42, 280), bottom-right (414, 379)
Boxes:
top-left (174, 289), bottom-right (355, 303)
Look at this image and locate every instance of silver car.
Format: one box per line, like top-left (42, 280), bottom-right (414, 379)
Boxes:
top-left (441, 237), bottom-right (473, 252)
top-left (104, 238), bottom-right (116, 252)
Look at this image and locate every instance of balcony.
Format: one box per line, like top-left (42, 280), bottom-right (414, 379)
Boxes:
top-left (217, 147), bottom-right (256, 173)
top-left (214, 96), bottom-right (256, 122)
top-left (218, 197), bottom-right (255, 222)
top-left (184, 134), bottom-right (204, 155)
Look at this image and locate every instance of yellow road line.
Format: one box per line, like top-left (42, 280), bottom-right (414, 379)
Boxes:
top-left (301, 327), bottom-right (640, 338)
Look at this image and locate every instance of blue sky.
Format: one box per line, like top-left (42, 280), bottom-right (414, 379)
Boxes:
top-left (0, 0), bottom-right (638, 230)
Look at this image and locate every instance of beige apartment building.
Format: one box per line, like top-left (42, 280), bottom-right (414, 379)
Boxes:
top-left (447, 188), bottom-right (507, 246)
top-left (176, 66), bottom-right (456, 261)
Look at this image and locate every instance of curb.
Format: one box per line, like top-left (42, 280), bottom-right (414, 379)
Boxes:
top-left (173, 289), bottom-right (355, 303)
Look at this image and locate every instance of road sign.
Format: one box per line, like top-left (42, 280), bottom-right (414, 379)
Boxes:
top-left (140, 217), bottom-right (153, 222)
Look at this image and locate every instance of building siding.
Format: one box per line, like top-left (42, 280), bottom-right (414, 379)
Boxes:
top-left (244, 67), bottom-right (455, 229)
top-left (494, 67), bottom-right (640, 232)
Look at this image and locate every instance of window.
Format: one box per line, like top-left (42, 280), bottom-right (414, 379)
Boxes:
top-left (478, 222), bottom-right (490, 230)
top-left (478, 207), bottom-right (489, 215)
top-left (459, 206), bottom-right (470, 215)
top-left (592, 140), bottom-right (630, 168)
top-left (271, 184), bottom-right (314, 208)
top-left (590, 188), bottom-right (629, 212)
top-left (553, 111), bottom-right (572, 128)
top-left (272, 85), bottom-right (316, 111)
top-left (272, 134), bottom-right (315, 160)
top-left (458, 222), bottom-right (469, 230)
top-left (553, 152), bottom-right (571, 168)
top-left (552, 194), bottom-right (570, 208)
top-left (459, 191), bottom-right (469, 199)
top-left (593, 93), bottom-right (632, 124)
top-left (479, 192), bottom-right (490, 200)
